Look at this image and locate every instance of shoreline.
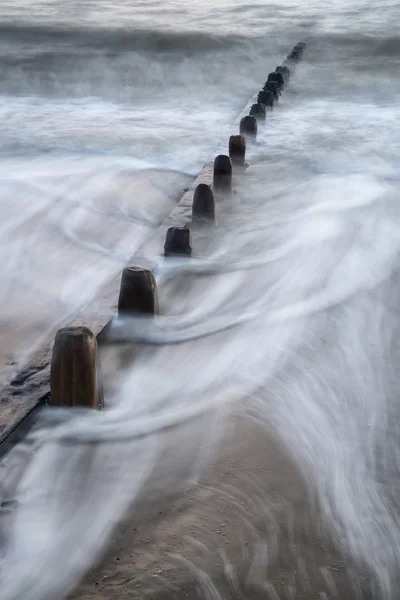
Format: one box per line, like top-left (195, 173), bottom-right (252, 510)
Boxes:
top-left (69, 412), bottom-right (371, 600)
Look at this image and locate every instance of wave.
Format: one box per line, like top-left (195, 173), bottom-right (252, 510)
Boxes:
top-left (308, 32), bottom-right (400, 58)
top-left (0, 22), bottom-right (248, 54)
top-left (1, 22), bottom-right (399, 74)
top-left (373, 35), bottom-right (400, 57)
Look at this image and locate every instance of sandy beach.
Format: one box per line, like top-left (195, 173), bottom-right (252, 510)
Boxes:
top-left (69, 412), bottom-right (371, 600)
top-left (1, 2), bottom-right (400, 598)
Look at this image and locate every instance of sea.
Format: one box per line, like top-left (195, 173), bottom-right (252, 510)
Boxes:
top-left (0, 1), bottom-right (400, 599)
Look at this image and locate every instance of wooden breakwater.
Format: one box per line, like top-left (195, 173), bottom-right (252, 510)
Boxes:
top-left (0, 41), bottom-right (307, 457)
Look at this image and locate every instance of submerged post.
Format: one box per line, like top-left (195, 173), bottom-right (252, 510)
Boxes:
top-left (267, 72), bottom-right (284, 89)
top-left (229, 135), bottom-right (246, 167)
top-left (192, 183), bottom-right (216, 225)
top-left (264, 80), bottom-right (280, 101)
top-left (50, 326), bottom-right (103, 409)
top-left (276, 65), bottom-right (290, 81)
top-left (287, 49), bottom-right (301, 61)
top-left (293, 43), bottom-right (305, 57)
top-left (239, 116), bottom-right (257, 139)
top-left (164, 226), bottom-right (192, 257)
top-left (118, 267), bottom-right (158, 317)
top-left (213, 155), bottom-right (232, 193)
top-left (249, 103), bottom-right (266, 121)
top-left (257, 89), bottom-right (274, 108)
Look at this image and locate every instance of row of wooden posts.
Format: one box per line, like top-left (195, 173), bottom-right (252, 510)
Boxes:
top-left (50, 41), bottom-right (307, 411)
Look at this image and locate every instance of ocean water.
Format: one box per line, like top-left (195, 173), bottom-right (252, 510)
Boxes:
top-left (0, 1), bottom-right (399, 381)
top-left (1, 1), bottom-right (400, 599)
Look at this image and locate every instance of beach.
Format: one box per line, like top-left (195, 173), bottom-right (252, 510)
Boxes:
top-left (1, 1), bottom-right (400, 598)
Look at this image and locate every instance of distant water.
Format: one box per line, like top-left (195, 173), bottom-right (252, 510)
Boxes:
top-left (1, 1), bottom-right (400, 599)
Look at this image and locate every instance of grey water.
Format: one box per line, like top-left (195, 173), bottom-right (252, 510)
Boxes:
top-left (0, 0), bottom-right (400, 598)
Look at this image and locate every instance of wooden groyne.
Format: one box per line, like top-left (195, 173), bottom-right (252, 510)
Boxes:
top-left (0, 42), bottom-right (307, 457)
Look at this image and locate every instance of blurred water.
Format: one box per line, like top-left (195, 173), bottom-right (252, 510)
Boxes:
top-left (1, 1), bottom-right (400, 599)
top-left (0, 0), bottom-right (399, 381)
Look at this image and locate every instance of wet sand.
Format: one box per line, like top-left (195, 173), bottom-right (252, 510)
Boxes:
top-left (70, 411), bottom-right (371, 600)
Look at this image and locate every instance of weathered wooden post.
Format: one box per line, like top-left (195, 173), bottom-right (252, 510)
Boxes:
top-left (229, 135), bottom-right (246, 167)
top-left (288, 49), bottom-right (300, 61)
top-left (264, 80), bottom-right (280, 101)
top-left (118, 267), bottom-right (158, 317)
top-left (275, 65), bottom-right (290, 81)
top-left (50, 326), bottom-right (103, 409)
top-left (267, 71), bottom-right (284, 89)
top-left (257, 89), bottom-right (274, 108)
top-left (192, 183), bottom-right (216, 225)
top-left (164, 226), bottom-right (192, 257)
top-left (293, 43), bottom-right (305, 57)
top-left (213, 155), bottom-right (233, 193)
top-left (239, 116), bottom-right (257, 139)
top-left (249, 103), bottom-right (266, 121)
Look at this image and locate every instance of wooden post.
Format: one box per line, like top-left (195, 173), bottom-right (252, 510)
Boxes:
top-left (229, 135), bottom-right (246, 167)
top-left (50, 326), bottom-right (103, 409)
top-left (275, 65), bottom-right (290, 81)
top-left (239, 116), bottom-right (257, 139)
top-left (257, 89), bottom-right (274, 108)
top-left (118, 267), bottom-right (158, 317)
top-left (263, 80), bottom-right (280, 101)
top-left (293, 44), bottom-right (305, 57)
top-left (192, 183), bottom-right (216, 225)
top-left (164, 226), bottom-right (192, 257)
top-left (287, 49), bottom-right (301, 61)
top-left (213, 155), bottom-right (233, 193)
top-left (267, 72), bottom-right (284, 89)
top-left (249, 103), bottom-right (266, 121)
